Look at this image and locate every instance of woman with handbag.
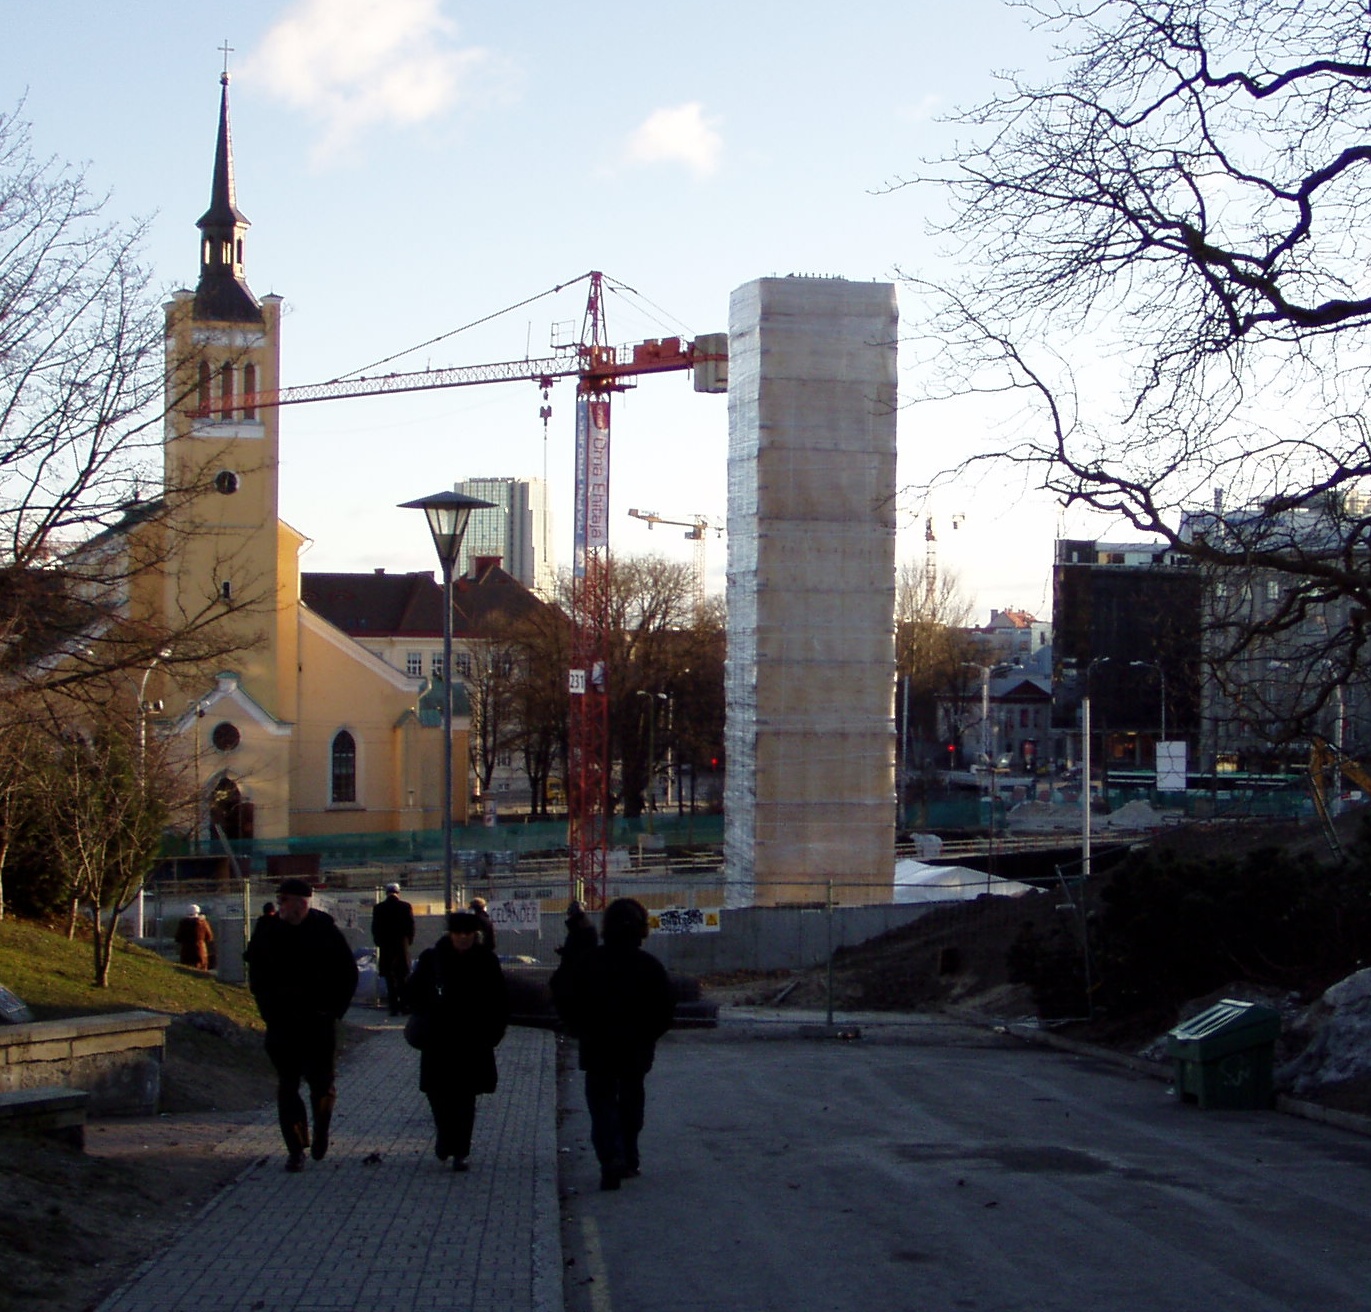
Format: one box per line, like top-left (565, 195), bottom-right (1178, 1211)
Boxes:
top-left (404, 910), bottom-right (509, 1171)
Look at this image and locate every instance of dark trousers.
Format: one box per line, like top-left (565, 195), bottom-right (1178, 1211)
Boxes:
top-left (265, 1017), bottom-right (337, 1156)
top-left (378, 947), bottom-right (410, 1014)
top-left (426, 1089), bottom-right (477, 1160)
top-left (585, 1066), bottom-right (646, 1171)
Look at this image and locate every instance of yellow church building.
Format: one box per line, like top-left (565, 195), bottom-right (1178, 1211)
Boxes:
top-left (139, 74), bottom-right (469, 845)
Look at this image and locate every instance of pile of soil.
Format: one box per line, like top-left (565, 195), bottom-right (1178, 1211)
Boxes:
top-left (755, 888), bottom-right (1063, 1018)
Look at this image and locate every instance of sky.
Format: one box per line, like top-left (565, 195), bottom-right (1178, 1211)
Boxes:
top-left (3, 0), bottom-right (1106, 623)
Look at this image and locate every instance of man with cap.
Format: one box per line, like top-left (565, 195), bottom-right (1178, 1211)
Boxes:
top-left (371, 881), bottom-right (416, 1015)
top-left (248, 878), bottom-right (359, 1172)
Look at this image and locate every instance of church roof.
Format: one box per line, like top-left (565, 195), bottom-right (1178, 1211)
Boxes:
top-left (301, 561), bottom-right (550, 638)
top-left (198, 73), bottom-right (249, 231)
top-left (194, 74), bottom-right (262, 325)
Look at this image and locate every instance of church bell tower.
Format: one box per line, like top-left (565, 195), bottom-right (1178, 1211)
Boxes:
top-left (163, 73), bottom-right (294, 723)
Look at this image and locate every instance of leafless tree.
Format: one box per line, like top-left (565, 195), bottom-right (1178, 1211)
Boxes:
top-left (898, 0), bottom-right (1371, 725)
top-left (25, 690), bottom-right (188, 986)
top-left (0, 103), bottom-right (265, 705)
top-left (462, 616), bottom-right (525, 797)
top-left (895, 563), bottom-right (980, 766)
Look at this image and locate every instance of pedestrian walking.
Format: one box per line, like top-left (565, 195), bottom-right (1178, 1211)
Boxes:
top-left (557, 897), bottom-right (674, 1191)
top-left (174, 904), bottom-right (214, 969)
top-left (242, 902), bottom-right (277, 964)
top-left (468, 896), bottom-right (497, 954)
top-left (405, 910), bottom-right (509, 1172)
top-left (549, 899), bottom-right (598, 1019)
top-left (247, 878), bottom-right (359, 1173)
top-left (371, 882), bottom-right (415, 1015)
top-left (558, 900), bottom-right (598, 964)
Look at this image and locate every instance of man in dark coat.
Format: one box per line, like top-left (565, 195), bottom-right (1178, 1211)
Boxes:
top-left (370, 882), bottom-right (415, 1015)
top-left (557, 900), bottom-right (598, 965)
top-left (242, 902), bottom-right (277, 964)
top-left (469, 896), bottom-right (497, 954)
top-left (248, 878), bottom-right (358, 1172)
top-left (548, 900), bottom-right (598, 1020)
top-left (405, 910), bottom-right (509, 1172)
top-left (558, 897), bottom-right (674, 1191)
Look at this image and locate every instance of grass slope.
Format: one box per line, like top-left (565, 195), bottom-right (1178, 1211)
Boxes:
top-left (0, 918), bottom-right (261, 1027)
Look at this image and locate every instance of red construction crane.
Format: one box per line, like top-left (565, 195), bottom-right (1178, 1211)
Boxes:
top-left (241, 271), bottom-right (728, 908)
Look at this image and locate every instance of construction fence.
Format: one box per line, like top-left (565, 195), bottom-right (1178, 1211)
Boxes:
top-left (139, 864), bottom-right (1072, 998)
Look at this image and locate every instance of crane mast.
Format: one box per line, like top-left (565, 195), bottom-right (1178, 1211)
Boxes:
top-left (225, 272), bottom-right (727, 909)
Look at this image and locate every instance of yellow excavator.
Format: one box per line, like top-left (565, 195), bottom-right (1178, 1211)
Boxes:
top-left (1308, 735), bottom-right (1371, 858)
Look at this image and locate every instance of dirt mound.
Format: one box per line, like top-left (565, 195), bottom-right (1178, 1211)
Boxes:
top-left (772, 889), bottom-right (1062, 1015)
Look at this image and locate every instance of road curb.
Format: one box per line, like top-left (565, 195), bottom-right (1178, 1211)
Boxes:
top-left (986, 1013), bottom-right (1371, 1138)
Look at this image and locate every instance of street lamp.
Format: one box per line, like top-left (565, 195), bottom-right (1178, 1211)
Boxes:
top-left (636, 690), bottom-right (668, 834)
top-left (1129, 660), bottom-right (1167, 744)
top-left (400, 489), bottom-right (493, 913)
top-left (1081, 657), bottom-right (1110, 881)
top-left (133, 647), bottom-right (172, 940)
top-left (960, 662), bottom-right (992, 769)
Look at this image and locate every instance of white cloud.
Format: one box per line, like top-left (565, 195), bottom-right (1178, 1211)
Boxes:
top-left (242, 0), bottom-right (491, 161)
top-left (624, 103), bottom-right (723, 178)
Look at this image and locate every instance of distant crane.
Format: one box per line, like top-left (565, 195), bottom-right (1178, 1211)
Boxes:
top-left (923, 512), bottom-right (965, 611)
top-left (234, 271), bottom-right (728, 909)
top-left (627, 508), bottom-right (723, 612)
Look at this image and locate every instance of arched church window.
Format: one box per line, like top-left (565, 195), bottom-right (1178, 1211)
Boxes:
top-left (219, 362), bottom-right (233, 417)
top-left (331, 730), bottom-right (357, 804)
top-left (236, 238), bottom-right (243, 266)
top-left (197, 360), bottom-right (212, 416)
top-left (242, 364), bottom-right (256, 420)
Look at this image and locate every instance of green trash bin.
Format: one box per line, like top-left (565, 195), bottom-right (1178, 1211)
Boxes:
top-left (1166, 998), bottom-right (1280, 1110)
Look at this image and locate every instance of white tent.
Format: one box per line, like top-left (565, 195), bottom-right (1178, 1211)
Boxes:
top-left (893, 859), bottom-right (1035, 905)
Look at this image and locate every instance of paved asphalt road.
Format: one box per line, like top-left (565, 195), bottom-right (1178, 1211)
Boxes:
top-left (557, 1012), bottom-right (1371, 1312)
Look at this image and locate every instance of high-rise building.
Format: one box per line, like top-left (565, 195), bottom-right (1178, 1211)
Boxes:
top-left (453, 478), bottom-right (556, 597)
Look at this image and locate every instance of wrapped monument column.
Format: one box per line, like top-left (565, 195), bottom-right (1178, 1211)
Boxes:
top-left (724, 278), bottom-right (898, 907)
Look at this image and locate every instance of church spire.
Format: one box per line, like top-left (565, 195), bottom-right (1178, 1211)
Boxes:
top-left (194, 71), bottom-right (262, 324)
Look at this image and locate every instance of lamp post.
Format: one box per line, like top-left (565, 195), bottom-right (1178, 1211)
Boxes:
top-left (400, 490), bottom-right (493, 913)
top-left (962, 662), bottom-right (995, 829)
top-left (1081, 656), bottom-right (1110, 881)
top-left (636, 690), bottom-right (668, 834)
top-left (1129, 659), bottom-right (1167, 745)
top-left (133, 647), bottom-right (172, 940)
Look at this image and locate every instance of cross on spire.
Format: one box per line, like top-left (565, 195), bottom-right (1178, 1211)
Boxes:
top-left (219, 39), bottom-right (234, 80)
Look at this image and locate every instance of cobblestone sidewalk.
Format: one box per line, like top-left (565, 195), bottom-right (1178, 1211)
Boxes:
top-left (97, 1017), bottom-right (562, 1312)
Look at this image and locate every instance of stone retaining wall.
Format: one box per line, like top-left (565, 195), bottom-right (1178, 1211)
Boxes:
top-left (0, 1011), bottom-right (170, 1115)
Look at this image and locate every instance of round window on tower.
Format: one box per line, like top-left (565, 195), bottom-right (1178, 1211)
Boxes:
top-left (214, 470), bottom-right (240, 495)
top-left (211, 722), bottom-right (241, 752)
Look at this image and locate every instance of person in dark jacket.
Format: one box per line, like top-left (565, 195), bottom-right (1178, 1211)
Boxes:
top-left (242, 902), bottom-right (277, 964)
top-left (548, 900), bottom-right (599, 1020)
top-left (558, 897), bottom-right (674, 1190)
top-left (371, 882), bottom-right (415, 1015)
top-left (405, 910), bottom-right (509, 1172)
top-left (468, 896), bottom-right (497, 954)
top-left (557, 900), bottom-right (598, 965)
top-left (248, 878), bottom-right (359, 1173)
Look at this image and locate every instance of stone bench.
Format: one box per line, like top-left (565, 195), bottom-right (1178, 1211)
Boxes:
top-left (0, 1085), bottom-right (90, 1148)
top-left (0, 1011), bottom-right (171, 1116)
